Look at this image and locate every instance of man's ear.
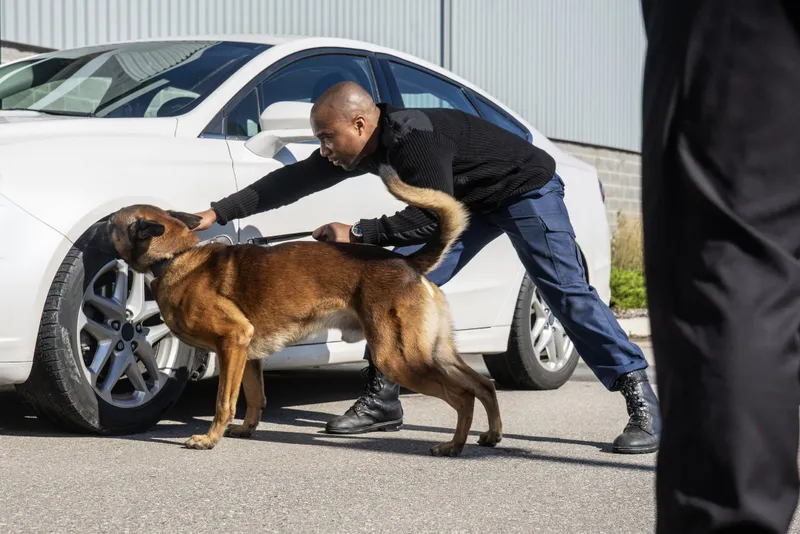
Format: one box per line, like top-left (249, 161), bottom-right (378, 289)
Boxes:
top-left (354, 115), bottom-right (365, 134)
top-left (167, 210), bottom-right (203, 230)
top-left (134, 219), bottom-right (165, 240)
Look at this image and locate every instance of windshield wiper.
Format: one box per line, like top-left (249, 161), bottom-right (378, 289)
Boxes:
top-left (0, 108), bottom-right (95, 117)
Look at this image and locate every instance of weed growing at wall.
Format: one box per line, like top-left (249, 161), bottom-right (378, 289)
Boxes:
top-left (610, 213), bottom-right (647, 310)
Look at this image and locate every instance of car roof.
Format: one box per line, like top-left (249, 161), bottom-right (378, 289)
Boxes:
top-left (131, 34), bottom-right (422, 59)
top-left (129, 34), bottom-right (482, 94)
top-left (130, 33), bottom-right (303, 46)
top-left (126, 34), bottom-right (565, 152)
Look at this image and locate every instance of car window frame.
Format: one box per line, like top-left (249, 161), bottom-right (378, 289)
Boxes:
top-left (377, 53), bottom-right (533, 144)
top-left (465, 89), bottom-right (532, 142)
top-left (376, 54), bottom-right (479, 116)
top-left (200, 47), bottom-right (388, 141)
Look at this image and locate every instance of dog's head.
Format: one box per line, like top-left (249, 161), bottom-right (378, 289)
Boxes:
top-left (90, 204), bottom-right (203, 272)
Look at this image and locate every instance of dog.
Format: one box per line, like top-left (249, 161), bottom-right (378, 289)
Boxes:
top-left (93, 164), bottom-right (503, 456)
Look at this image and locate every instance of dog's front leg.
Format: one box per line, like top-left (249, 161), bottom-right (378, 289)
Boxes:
top-left (225, 359), bottom-right (266, 438)
top-left (185, 321), bottom-right (254, 450)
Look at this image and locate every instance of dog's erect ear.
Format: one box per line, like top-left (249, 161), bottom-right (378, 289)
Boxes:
top-left (134, 219), bottom-right (166, 240)
top-left (167, 210), bottom-right (203, 230)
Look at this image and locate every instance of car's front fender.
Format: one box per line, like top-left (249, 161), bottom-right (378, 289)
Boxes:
top-left (0, 133), bottom-right (238, 242)
top-left (0, 194), bottom-right (72, 384)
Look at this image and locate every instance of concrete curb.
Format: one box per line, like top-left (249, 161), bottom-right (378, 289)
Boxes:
top-left (617, 316), bottom-right (650, 339)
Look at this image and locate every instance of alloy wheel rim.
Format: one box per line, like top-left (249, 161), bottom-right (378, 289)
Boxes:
top-left (529, 287), bottom-right (575, 372)
top-left (75, 259), bottom-right (184, 408)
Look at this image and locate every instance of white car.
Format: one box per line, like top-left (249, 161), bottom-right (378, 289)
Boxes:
top-left (0, 35), bottom-right (611, 434)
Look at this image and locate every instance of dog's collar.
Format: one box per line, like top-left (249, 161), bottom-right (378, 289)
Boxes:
top-left (149, 235), bottom-right (233, 278)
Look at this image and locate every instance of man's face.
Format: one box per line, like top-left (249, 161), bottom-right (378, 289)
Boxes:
top-left (311, 107), bottom-right (370, 171)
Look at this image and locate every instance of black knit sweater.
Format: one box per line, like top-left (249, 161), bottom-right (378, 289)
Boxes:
top-left (210, 103), bottom-right (556, 247)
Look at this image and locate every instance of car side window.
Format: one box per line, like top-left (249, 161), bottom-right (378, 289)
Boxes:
top-left (473, 95), bottom-right (529, 139)
top-left (258, 54), bottom-right (378, 112)
top-left (387, 61), bottom-right (478, 115)
top-left (220, 54), bottom-right (377, 140)
top-left (225, 89), bottom-right (260, 138)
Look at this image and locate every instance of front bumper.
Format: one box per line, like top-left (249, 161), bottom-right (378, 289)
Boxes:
top-left (0, 194), bottom-right (71, 385)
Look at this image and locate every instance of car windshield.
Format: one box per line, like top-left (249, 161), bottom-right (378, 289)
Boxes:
top-left (0, 40), bottom-right (270, 118)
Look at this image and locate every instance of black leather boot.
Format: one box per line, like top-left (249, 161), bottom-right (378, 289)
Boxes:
top-left (325, 360), bottom-right (403, 434)
top-left (611, 369), bottom-right (661, 454)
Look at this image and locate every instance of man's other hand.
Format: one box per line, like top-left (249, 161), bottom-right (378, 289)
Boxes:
top-left (192, 209), bottom-right (217, 232)
top-left (312, 222), bottom-right (353, 243)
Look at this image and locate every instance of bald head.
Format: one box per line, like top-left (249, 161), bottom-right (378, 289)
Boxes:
top-left (311, 81), bottom-right (378, 122)
top-left (310, 81), bottom-right (382, 171)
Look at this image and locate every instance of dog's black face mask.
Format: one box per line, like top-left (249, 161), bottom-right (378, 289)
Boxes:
top-left (84, 213), bottom-right (165, 262)
top-left (85, 217), bottom-right (119, 258)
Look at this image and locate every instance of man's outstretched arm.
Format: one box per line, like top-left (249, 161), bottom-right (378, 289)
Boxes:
top-left (195, 150), bottom-right (362, 230)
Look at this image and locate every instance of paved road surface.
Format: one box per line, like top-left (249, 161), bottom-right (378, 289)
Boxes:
top-left (1, 342), bottom-right (797, 533)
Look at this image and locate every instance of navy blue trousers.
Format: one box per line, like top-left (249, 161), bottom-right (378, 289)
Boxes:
top-left (387, 173), bottom-right (647, 390)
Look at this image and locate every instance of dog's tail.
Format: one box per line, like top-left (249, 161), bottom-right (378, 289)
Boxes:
top-left (378, 164), bottom-right (469, 275)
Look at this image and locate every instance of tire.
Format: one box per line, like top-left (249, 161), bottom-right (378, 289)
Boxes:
top-left (483, 274), bottom-right (579, 390)
top-left (15, 238), bottom-right (193, 435)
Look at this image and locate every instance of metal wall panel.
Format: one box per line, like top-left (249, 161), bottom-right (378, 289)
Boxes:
top-left (448, 0), bottom-right (645, 151)
top-left (0, 0), bottom-right (646, 151)
top-left (0, 0), bottom-right (442, 64)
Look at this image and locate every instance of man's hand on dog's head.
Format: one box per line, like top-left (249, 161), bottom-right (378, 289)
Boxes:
top-left (192, 209), bottom-right (217, 232)
top-left (312, 222), bottom-right (354, 243)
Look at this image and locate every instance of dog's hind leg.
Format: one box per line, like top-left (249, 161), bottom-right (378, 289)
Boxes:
top-left (393, 368), bottom-right (476, 457)
top-left (225, 359), bottom-right (266, 439)
top-left (430, 387), bottom-right (475, 457)
top-left (429, 296), bottom-right (503, 449)
top-left (370, 342), bottom-right (476, 457)
top-left (446, 344), bottom-right (503, 447)
top-left (185, 306), bottom-right (254, 450)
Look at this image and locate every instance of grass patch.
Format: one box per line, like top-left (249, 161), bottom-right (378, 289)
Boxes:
top-left (610, 213), bottom-right (647, 310)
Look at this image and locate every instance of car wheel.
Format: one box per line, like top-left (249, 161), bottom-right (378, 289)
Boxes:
top-left (16, 239), bottom-right (194, 434)
top-left (483, 274), bottom-right (579, 390)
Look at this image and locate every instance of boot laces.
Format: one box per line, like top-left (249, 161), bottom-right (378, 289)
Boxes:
top-left (351, 365), bottom-right (382, 414)
top-left (620, 381), bottom-right (649, 424)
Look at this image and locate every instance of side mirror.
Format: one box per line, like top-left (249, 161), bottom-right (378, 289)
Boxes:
top-left (244, 101), bottom-right (318, 159)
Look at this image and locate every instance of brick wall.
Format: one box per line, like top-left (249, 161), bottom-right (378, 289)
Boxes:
top-left (554, 141), bottom-right (642, 232)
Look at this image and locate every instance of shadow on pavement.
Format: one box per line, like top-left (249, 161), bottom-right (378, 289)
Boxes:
top-left (0, 364), bottom-right (654, 471)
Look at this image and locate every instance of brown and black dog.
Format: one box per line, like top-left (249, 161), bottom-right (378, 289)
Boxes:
top-left (94, 165), bottom-right (502, 456)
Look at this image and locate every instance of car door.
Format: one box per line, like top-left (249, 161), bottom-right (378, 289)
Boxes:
top-left (377, 55), bottom-right (524, 332)
top-left (223, 50), bottom-right (406, 241)
top-left (219, 49), bottom-right (406, 351)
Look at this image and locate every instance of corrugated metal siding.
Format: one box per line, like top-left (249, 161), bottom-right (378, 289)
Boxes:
top-left (0, 0), bottom-right (442, 64)
top-left (0, 0), bottom-right (645, 151)
top-left (448, 0), bottom-right (645, 152)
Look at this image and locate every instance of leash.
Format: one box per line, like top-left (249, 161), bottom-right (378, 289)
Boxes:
top-left (149, 232), bottom-right (314, 277)
top-left (246, 231), bottom-right (315, 246)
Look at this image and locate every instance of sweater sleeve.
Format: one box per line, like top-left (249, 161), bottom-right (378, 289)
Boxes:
top-left (210, 149), bottom-right (362, 224)
top-left (358, 131), bottom-right (457, 247)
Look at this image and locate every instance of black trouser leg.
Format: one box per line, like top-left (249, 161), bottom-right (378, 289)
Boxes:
top-left (641, 1), bottom-right (800, 532)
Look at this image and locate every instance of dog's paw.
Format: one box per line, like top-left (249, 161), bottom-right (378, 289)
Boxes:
top-left (184, 434), bottom-right (217, 450)
top-left (225, 423), bottom-right (255, 439)
top-left (429, 441), bottom-right (464, 457)
top-left (478, 430), bottom-right (503, 447)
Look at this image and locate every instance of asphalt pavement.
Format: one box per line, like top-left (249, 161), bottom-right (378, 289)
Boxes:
top-left (1, 341), bottom-right (798, 533)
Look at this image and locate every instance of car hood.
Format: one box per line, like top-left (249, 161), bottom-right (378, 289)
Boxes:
top-left (0, 110), bottom-right (178, 145)
top-left (0, 110), bottom-right (76, 124)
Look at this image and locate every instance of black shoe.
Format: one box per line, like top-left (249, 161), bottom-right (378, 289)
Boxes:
top-left (325, 361), bottom-right (403, 434)
top-left (611, 369), bottom-right (661, 454)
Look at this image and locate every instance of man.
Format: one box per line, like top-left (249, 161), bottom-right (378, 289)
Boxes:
top-left (194, 81), bottom-right (660, 454)
top-left (640, 0), bottom-right (800, 532)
